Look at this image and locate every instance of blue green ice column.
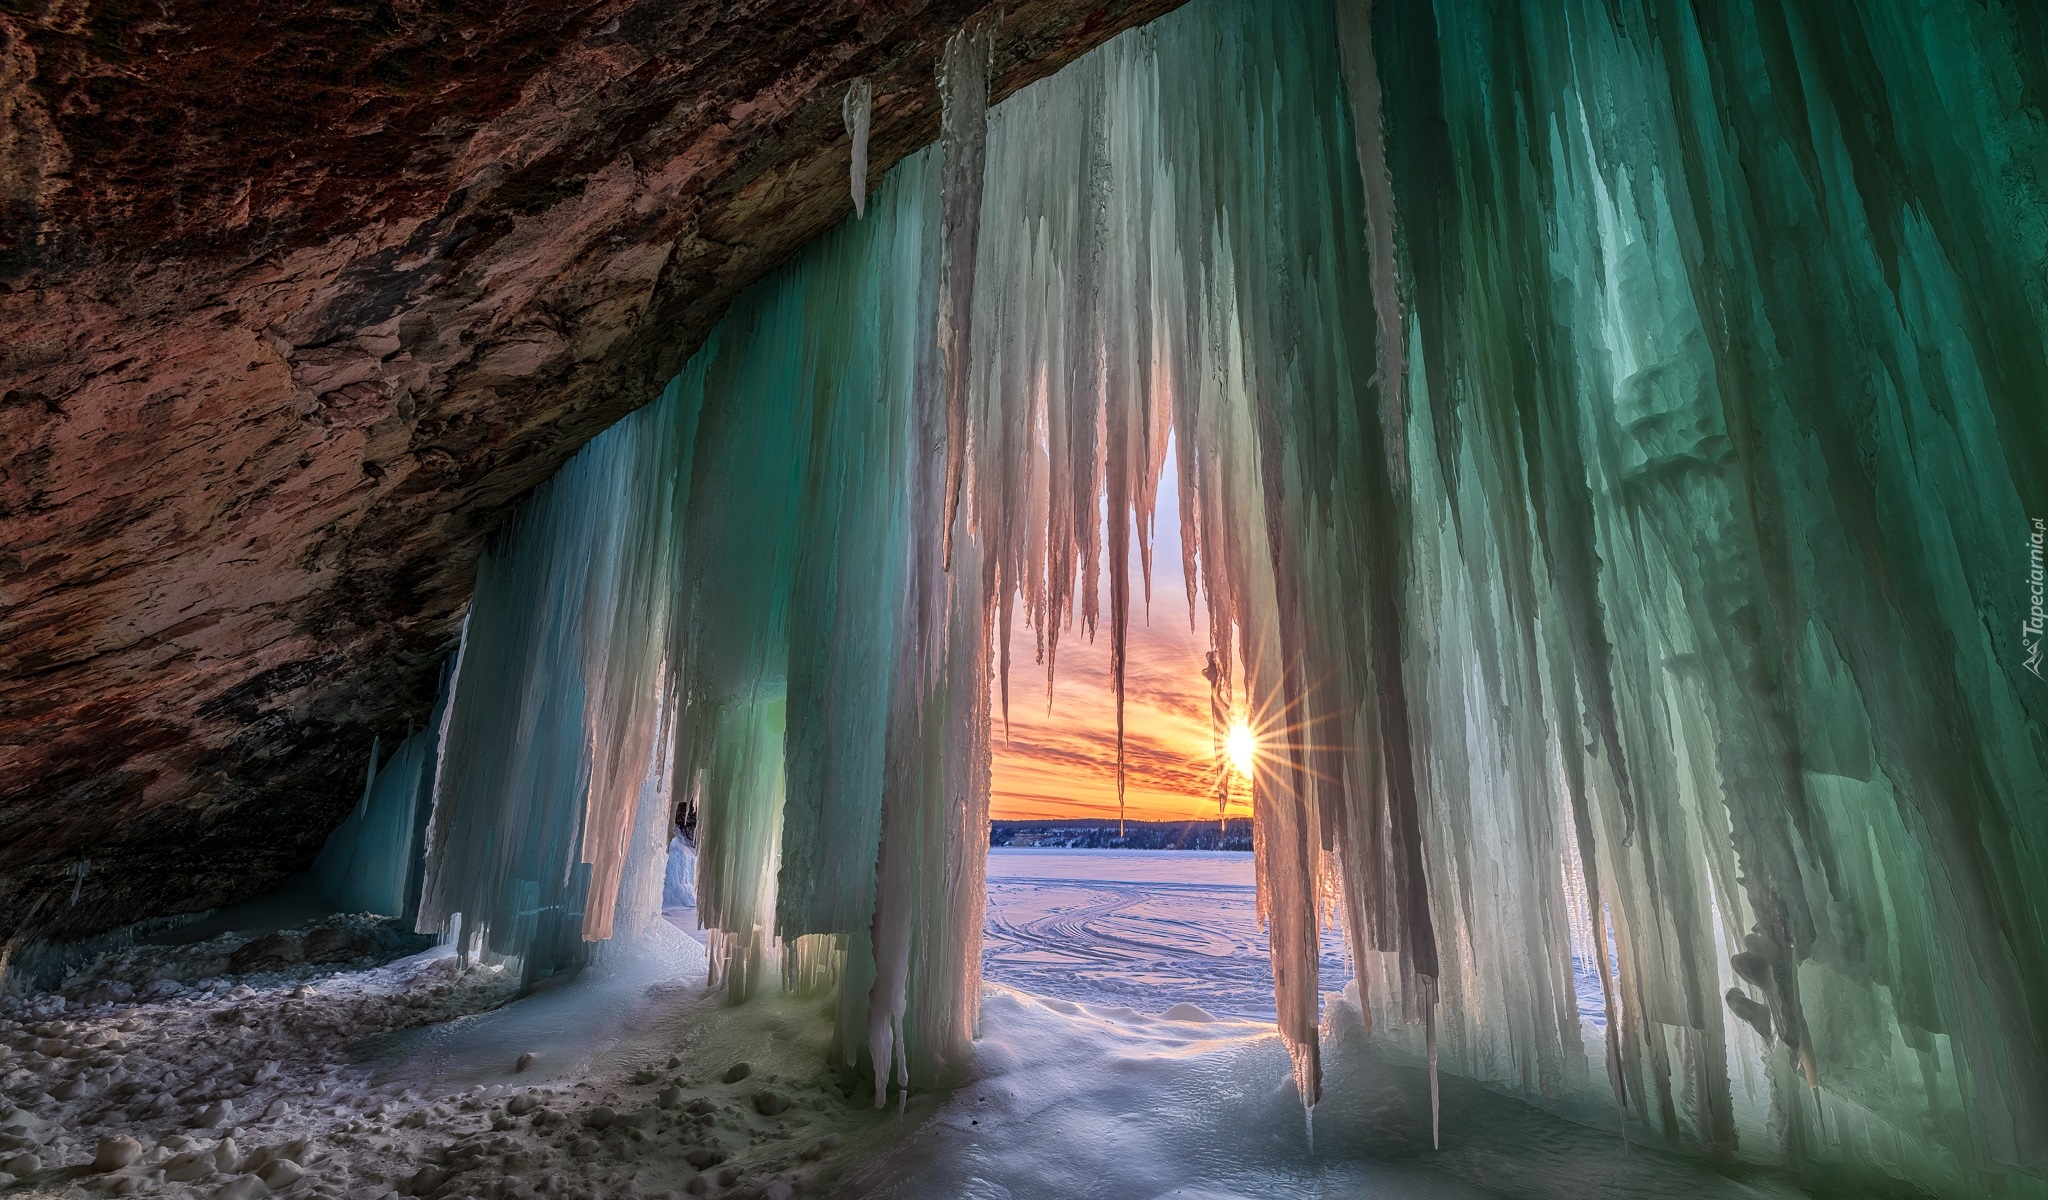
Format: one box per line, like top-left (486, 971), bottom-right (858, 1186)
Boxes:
top-left (669, 154), bottom-right (938, 1015)
top-left (313, 660), bottom-right (449, 921)
top-left (1374, 0), bottom-right (2048, 1190)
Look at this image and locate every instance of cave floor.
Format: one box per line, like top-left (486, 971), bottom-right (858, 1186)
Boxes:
top-left (0, 915), bottom-right (1864, 1200)
top-left (0, 920), bottom-right (882, 1200)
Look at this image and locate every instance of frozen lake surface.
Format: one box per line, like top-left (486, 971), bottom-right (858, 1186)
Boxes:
top-left (981, 846), bottom-right (1612, 1027)
top-left (980, 847), bottom-right (1349, 1021)
top-left (666, 843), bottom-right (1609, 1028)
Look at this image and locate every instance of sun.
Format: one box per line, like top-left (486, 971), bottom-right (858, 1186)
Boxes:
top-left (1225, 721), bottom-right (1257, 779)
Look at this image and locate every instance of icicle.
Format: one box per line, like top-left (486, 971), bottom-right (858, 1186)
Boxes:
top-left (1426, 974), bottom-right (1439, 1150)
top-left (1331, 0), bottom-right (1404, 483)
top-left (843, 76), bottom-right (872, 218)
top-left (936, 20), bottom-right (991, 571)
top-left (1599, 902), bottom-right (1630, 1148)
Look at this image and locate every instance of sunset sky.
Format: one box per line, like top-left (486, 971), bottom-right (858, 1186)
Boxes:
top-left (987, 460), bottom-right (1250, 824)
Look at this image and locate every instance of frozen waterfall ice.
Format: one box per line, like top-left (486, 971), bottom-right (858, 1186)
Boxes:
top-left (370, 0), bottom-right (2047, 1194)
top-left (314, 658), bottom-right (453, 921)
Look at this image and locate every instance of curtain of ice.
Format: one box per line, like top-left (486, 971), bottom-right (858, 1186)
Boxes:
top-left (409, 0), bottom-right (1421, 1104)
top-left (409, 122), bottom-right (968, 1080)
top-left (1368, 0), bottom-right (2048, 1192)
top-left (414, 391), bottom-right (692, 981)
top-left (395, 0), bottom-right (2048, 1191)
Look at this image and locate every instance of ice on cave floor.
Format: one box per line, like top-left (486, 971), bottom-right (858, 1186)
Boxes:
top-left (0, 932), bottom-right (1818, 1200)
top-left (855, 986), bottom-right (1832, 1200)
top-left (363, 922), bottom-right (709, 1091)
top-left (0, 897), bottom-right (1929, 1200)
top-left (0, 936), bottom-right (876, 1199)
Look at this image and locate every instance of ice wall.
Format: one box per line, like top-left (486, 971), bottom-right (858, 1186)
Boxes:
top-left (394, 0), bottom-right (2047, 1190)
top-left (1366, 0), bottom-right (2048, 1193)
top-left (415, 383), bottom-right (693, 981)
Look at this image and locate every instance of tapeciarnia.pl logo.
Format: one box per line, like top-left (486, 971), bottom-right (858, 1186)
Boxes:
top-left (2027, 517), bottom-right (2045, 678)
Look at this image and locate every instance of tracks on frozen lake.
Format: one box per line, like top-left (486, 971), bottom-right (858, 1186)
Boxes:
top-left (979, 848), bottom-right (1349, 1021)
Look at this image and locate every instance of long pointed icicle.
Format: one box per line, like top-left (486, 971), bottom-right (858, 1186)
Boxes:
top-left (843, 76), bottom-right (872, 218)
top-left (936, 21), bottom-right (991, 571)
top-left (1427, 975), bottom-right (1440, 1150)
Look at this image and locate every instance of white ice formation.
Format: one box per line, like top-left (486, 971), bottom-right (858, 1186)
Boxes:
top-left (843, 76), bottom-right (872, 219)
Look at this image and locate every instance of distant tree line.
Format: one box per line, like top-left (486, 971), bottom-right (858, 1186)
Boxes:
top-left (989, 817), bottom-right (1253, 852)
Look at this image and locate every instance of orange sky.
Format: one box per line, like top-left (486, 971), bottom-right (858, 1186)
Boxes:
top-left (988, 462), bottom-right (1251, 823)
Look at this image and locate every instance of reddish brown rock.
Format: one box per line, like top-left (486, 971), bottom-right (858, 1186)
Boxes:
top-left (0, 0), bottom-right (1182, 942)
top-left (228, 932), bottom-right (307, 974)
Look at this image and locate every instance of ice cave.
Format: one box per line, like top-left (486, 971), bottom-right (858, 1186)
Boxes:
top-left (1, 0), bottom-right (2044, 1197)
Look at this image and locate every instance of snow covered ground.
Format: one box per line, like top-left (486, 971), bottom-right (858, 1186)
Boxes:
top-left (852, 982), bottom-right (1825, 1200)
top-left (0, 853), bottom-right (1825, 1200)
top-left (888, 848), bottom-right (1816, 1200)
top-left (0, 916), bottom-right (881, 1200)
